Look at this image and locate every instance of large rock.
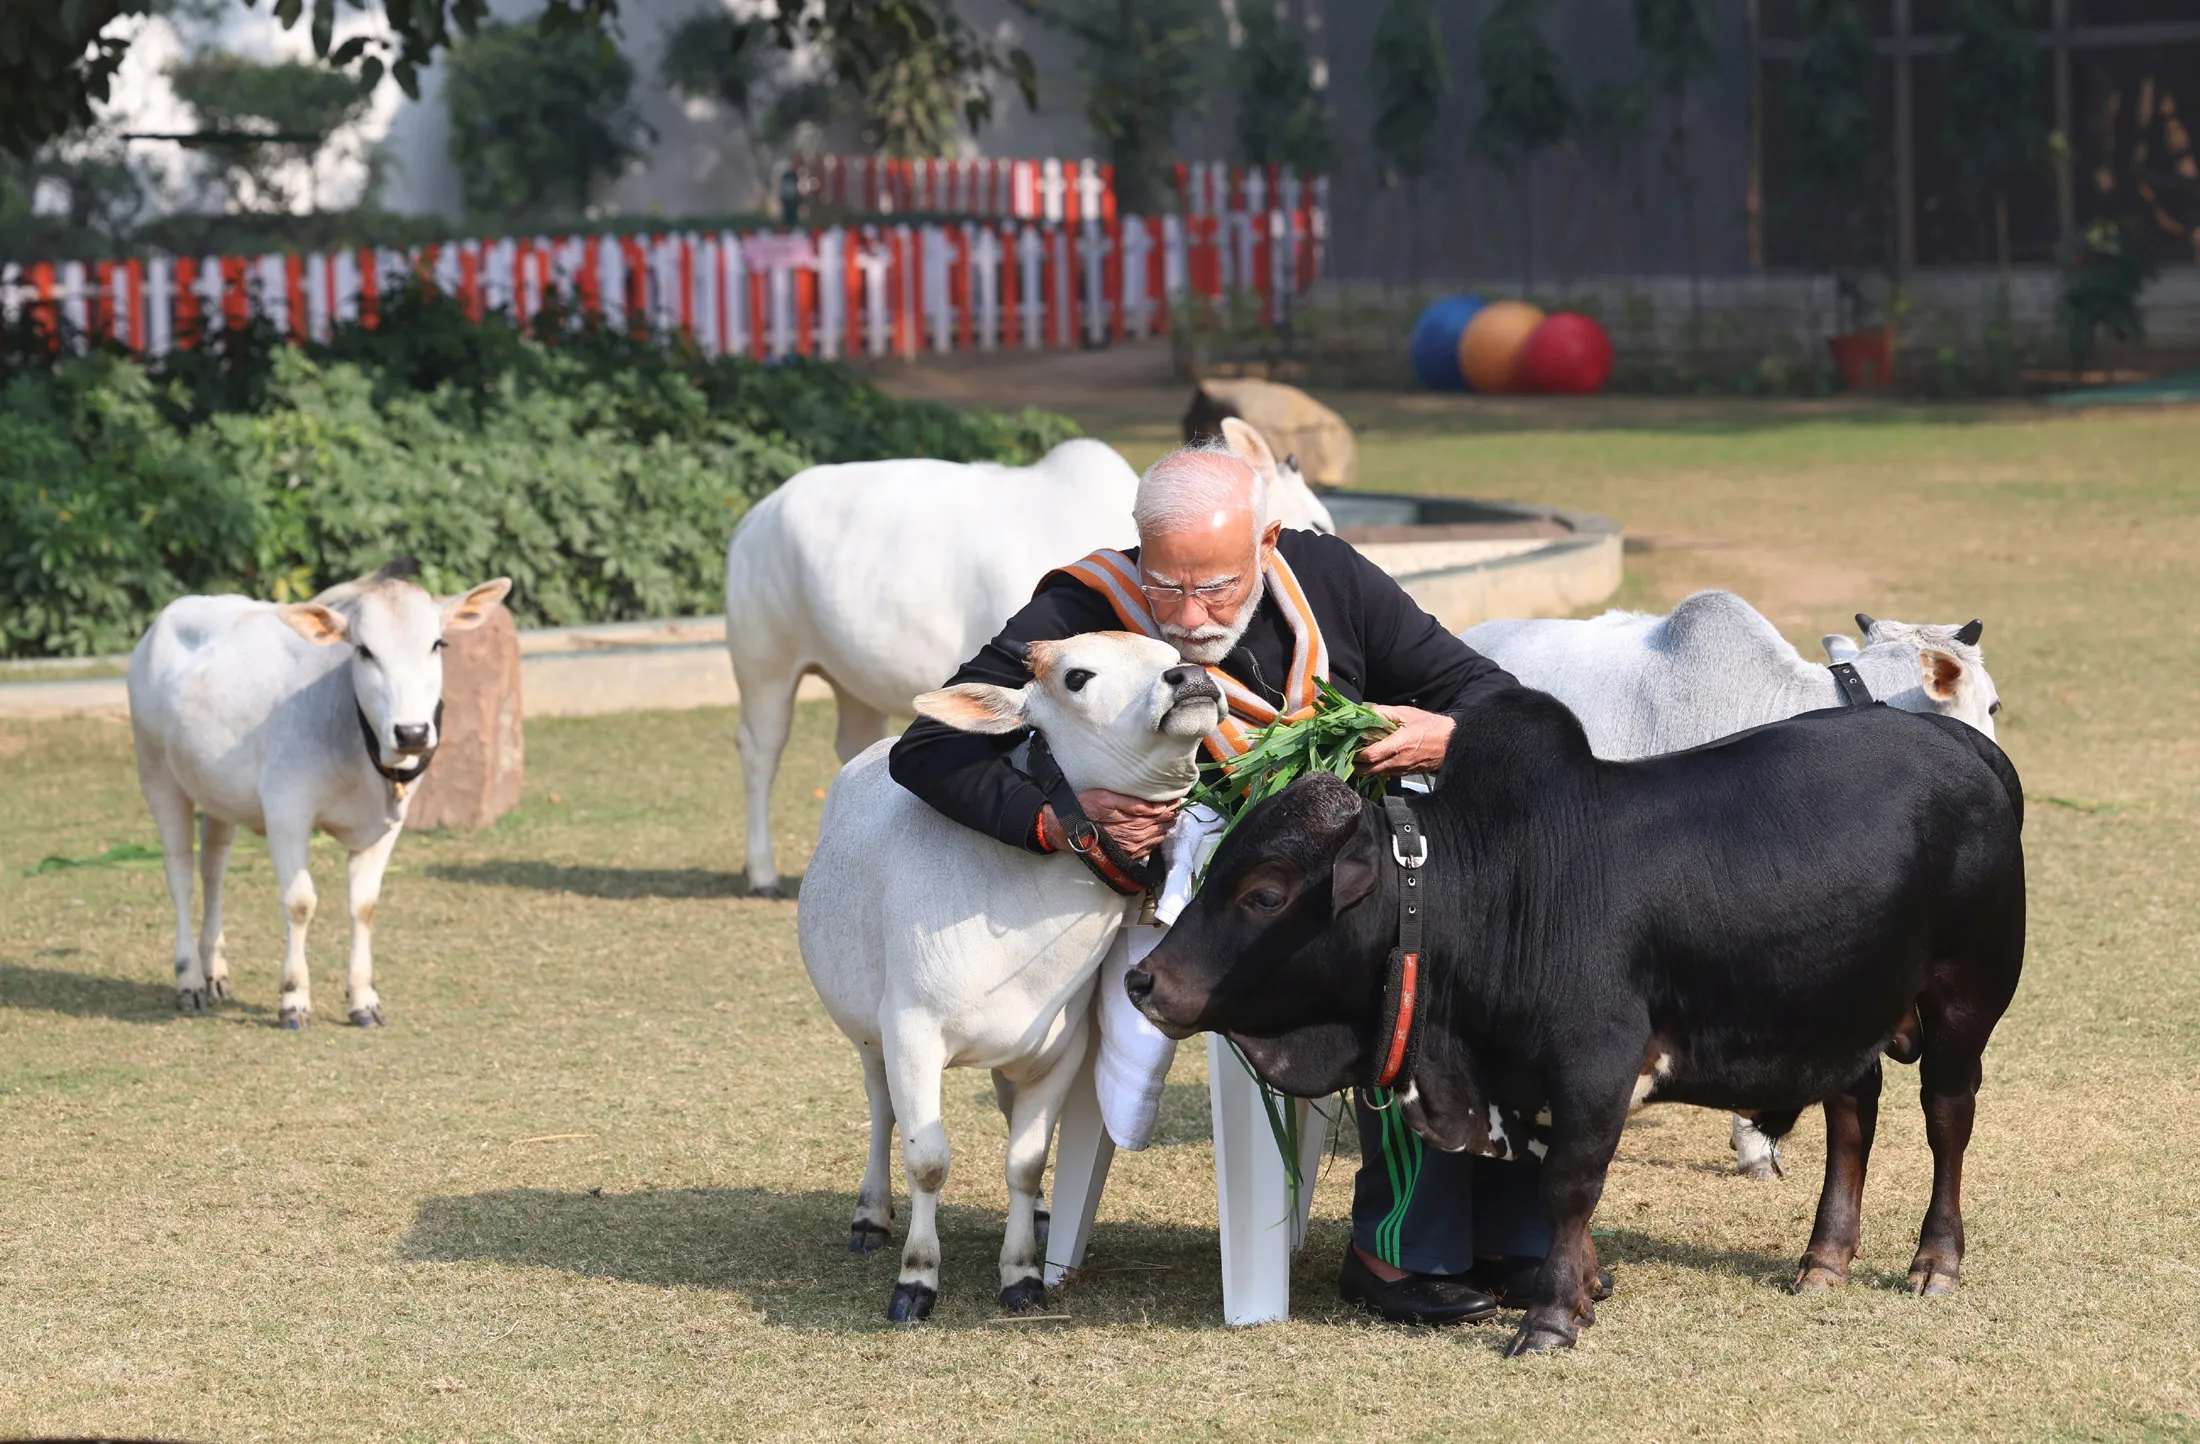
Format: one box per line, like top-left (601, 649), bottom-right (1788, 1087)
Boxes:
top-left (1182, 378), bottom-right (1358, 488)
top-left (406, 603), bottom-right (523, 832)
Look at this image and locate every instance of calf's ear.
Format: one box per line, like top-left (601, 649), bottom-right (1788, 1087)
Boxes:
top-left (1220, 416), bottom-right (1278, 477)
top-left (1822, 633), bottom-right (1860, 661)
top-left (278, 603), bottom-right (350, 646)
top-left (442, 578), bottom-right (513, 632)
top-left (1919, 647), bottom-right (1965, 701)
top-left (1331, 825), bottom-right (1381, 915)
top-left (914, 683), bottom-right (1030, 734)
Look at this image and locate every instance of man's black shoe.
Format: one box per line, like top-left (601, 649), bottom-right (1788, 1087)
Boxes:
top-left (1338, 1246), bottom-right (1499, 1325)
top-left (1473, 1254), bottom-right (1616, 1308)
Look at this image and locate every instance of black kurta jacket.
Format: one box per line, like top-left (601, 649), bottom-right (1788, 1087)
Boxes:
top-left (887, 528), bottom-right (1519, 852)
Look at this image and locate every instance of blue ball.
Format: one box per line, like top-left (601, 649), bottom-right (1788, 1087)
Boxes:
top-left (1408, 295), bottom-right (1486, 391)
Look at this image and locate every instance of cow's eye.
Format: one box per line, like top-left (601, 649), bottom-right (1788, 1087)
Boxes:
top-left (1064, 668), bottom-right (1094, 693)
top-left (1243, 886), bottom-right (1286, 912)
top-left (1988, 699), bottom-right (2002, 715)
top-left (355, 645), bottom-right (374, 663)
top-left (433, 639), bottom-right (447, 652)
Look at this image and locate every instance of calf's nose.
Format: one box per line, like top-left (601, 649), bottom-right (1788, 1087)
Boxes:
top-left (392, 723), bottom-right (432, 753)
top-left (1162, 665), bottom-right (1201, 689)
top-left (1123, 968), bottom-right (1154, 1005)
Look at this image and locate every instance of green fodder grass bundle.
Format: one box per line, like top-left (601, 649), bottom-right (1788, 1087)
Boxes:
top-left (1191, 679), bottom-right (1398, 845)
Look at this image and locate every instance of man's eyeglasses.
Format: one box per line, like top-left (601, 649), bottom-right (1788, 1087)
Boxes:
top-left (1139, 577), bottom-right (1241, 605)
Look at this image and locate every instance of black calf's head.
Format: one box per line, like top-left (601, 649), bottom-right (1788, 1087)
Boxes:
top-left (1128, 772), bottom-right (1393, 1096)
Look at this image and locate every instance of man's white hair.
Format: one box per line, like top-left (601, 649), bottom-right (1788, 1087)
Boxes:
top-left (1133, 439), bottom-right (1268, 541)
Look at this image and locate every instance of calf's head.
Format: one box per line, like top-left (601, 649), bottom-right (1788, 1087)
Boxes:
top-left (1824, 612), bottom-right (2001, 738)
top-left (279, 560), bottom-right (512, 763)
top-left (913, 631), bottom-right (1224, 800)
top-left (1128, 772), bottom-right (1393, 1095)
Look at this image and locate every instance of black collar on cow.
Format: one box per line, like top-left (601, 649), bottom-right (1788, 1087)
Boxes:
top-left (1371, 793), bottom-right (1429, 1090)
top-left (1827, 661), bottom-right (1876, 708)
top-left (1023, 730), bottom-right (1164, 897)
top-left (356, 699), bottom-right (443, 795)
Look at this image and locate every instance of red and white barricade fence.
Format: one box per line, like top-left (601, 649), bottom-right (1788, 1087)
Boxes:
top-left (0, 171), bottom-right (1326, 363)
top-left (792, 155), bottom-right (1121, 224)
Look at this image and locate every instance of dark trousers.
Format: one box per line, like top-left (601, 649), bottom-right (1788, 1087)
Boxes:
top-left (1350, 1093), bottom-right (1552, 1276)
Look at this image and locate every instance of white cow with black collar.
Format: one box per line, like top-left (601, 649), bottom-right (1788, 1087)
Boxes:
top-left (797, 631), bottom-right (1223, 1322)
top-left (127, 560), bottom-right (510, 1027)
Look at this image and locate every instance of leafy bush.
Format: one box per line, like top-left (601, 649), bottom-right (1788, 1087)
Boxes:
top-left (0, 292), bottom-right (1081, 657)
top-left (0, 357), bottom-right (258, 657)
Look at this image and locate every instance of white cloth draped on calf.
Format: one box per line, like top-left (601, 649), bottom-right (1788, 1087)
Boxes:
top-left (1094, 805), bottom-right (1227, 1150)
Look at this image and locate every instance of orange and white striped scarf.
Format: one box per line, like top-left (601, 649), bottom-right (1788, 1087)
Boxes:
top-left (1042, 547), bottom-right (1330, 764)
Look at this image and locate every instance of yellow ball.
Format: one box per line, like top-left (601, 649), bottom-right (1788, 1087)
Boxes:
top-left (1457, 300), bottom-right (1547, 393)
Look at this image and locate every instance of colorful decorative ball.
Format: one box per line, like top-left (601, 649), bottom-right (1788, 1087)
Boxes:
top-left (1407, 295), bottom-right (1486, 391)
top-left (1518, 311), bottom-right (1615, 395)
top-left (1457, 300), bottom-right (1547, 393)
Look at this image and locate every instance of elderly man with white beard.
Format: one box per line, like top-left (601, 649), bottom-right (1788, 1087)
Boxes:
top-left (888, 441), bottom-right (1604, 1324)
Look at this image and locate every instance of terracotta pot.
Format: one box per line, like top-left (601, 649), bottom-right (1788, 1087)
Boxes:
top-left (1827, 325), bottom-right (1894, 390)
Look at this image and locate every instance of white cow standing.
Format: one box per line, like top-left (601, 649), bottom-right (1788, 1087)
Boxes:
top-left (128, 560), bottom-right (511, 1027)
top-left (798, 632), bottom-right (1223, 1321)
top-left (1462, 589), bottom-right (2002, 1178)
top-left (724, 422), bottom-right (1329, 897)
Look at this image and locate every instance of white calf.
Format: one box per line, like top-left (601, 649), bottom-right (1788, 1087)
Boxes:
top-left (724, 425), bottom-right (1328, 897)
top-left (1462, 589), bottom-right (2002, 1177)
top-left (797, 631), bottom-right (1222, 1321)
top-left (128, 561), bottom-right (510, 1027)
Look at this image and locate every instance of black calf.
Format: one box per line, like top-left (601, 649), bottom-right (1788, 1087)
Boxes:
top-left (1130, 687), bottom-right (2025, 1355)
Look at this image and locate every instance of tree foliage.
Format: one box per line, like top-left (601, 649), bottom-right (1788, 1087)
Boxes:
top-left (166, 51), bottom-right (373, 212)
top-left (444, 21), bottom-right (650, 221)
top-left (0, 0), bottom-right (1033, 159)
top-left (1469, 0), bottom-right (1573, 178)
top-left (1232, 0), bottom-right (1331, 173)
top-left (1018, 0), bottom-right (1212, 214)
top-left (1367, 0), bottom-right (1449, 186)
top-left (1941, 0), bottom-right (2046, 271)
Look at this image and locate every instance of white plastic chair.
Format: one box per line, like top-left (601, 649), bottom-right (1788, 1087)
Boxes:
top-left (1045, 1018), bottom-right (1330, 1325)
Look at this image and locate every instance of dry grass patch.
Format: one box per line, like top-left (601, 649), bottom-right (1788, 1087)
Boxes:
top-left (1, 404), bottom-right (2197, 1440)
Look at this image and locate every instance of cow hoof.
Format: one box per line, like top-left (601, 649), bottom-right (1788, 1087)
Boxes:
top-left (348, 1005), bottom-right (385, 1027)
top-left (1794, 1264), bottom-right (1848, 1294)
top-left (278, 1006), bottom-right (311, 1030)
top-left (999, 1278), bottom-right (1047, 1314)
top-left (887, 1283), bottom-right (936, 1323)
top-left (1033, 1208), bottom-right (1051, 1250)
top-left (849, 1221), bottom-right (892, 1255)
top-left (1740, 1157), bottom-right (1786, 1182)
top-left (1506, 1324), bottom-right (1576, 1357)
top-left (207, 976), bottom-right (232, 1001)
top-left (176, 987), bottom-right (211, 1014)
top-left (750, 883), bottom-right (784, 902)
top-left (1906, 1265), bottom-right (1960, 1297)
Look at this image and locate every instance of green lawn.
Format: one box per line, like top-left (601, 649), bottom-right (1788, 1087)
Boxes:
top-left (2, 399), bottom-right (2196, 1440)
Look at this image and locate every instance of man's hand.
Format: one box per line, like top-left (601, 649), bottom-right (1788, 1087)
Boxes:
top-left (1356, 704), bottom-right (1456, 777)
top-left (1041, 790), bottom-right (1179, 860)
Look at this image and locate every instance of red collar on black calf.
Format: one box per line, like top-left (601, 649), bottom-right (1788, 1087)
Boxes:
top-left (1023, 731), bottom-right (1163, 897)
top-left (1372, 793), bottom-right (1428, 1089)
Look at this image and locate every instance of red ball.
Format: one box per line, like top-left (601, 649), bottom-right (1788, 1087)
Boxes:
top-left (1518, 312), bottom-right (1614, 395)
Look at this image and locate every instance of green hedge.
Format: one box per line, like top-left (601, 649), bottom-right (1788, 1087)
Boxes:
top-left (0, 290), bottom-right (1081, 658)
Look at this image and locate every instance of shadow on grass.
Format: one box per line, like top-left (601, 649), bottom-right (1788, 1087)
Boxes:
top-left (0, 957), bottom-right (182, 1023)
top-left (425, 861), bottom-right (795, 901)
top-left (1593, 1226), bottom-right (1797, 1290)
top-left (404, 1185), bottom-right (1371, 1330)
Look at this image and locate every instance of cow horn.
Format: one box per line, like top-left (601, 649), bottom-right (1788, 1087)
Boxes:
top-left (1855, 612), bottom-right (1878, 634)
top-left (1954, 619), bottom-right (1984, 646)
